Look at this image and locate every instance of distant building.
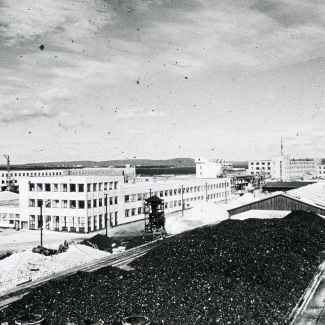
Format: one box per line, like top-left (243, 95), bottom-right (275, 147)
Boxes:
top-left (249, 155), bottom-right (320, 181)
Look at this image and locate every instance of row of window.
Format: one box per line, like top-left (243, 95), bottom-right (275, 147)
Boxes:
top-left (29, 197), bottom-right (118, 209)
top-left (29, 182), bottom-right (118, 192)
top-left (0, 213), bottom-right (20, 221)
top-left (124, 184), bottom-right (229, 202)
top-left (29, 213), bottom-right (118, 231)
top-left (124, 192), bottom-right (230, 217)
top-left (250, 162), bottom-right (271, 165)
top-left (1, 171), bottom-right (63, 178)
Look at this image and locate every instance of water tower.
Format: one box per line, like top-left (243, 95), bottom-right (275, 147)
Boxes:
top-left (144, 195), bottom-right (166, 238)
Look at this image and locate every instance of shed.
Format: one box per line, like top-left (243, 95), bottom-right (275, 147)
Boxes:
top-left (228, 182), bottom-right (325, 217)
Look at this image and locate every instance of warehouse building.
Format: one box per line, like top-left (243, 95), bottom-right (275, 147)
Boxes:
top-left (228, 182), bottom-right (325, 217)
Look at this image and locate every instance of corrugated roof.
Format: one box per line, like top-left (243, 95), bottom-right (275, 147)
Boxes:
top-left (284, 182), bottom-right (325, 209)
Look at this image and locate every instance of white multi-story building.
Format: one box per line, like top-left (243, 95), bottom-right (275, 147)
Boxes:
top-left (249, 155), bottom-right (320, 181)
top-left (0, 172), bottom-right (231, 232)
top-left (0, 165), bottom-right (136, 190)
top-left (316, 165), bottom-right (325, 178)
top-left (249, 160), bottom-right (272, 175)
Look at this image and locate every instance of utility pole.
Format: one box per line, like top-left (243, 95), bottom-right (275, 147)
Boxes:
top-left (225, 180), bottom-right (228, 204)
top-left (206, 182), bottom-right (208, 202)
top-left (39, 200), bottom-right (44, 247)
top-left (181, 185), bottom-right (184, 217)
top-left (104, 193), bottom-right (108, 236)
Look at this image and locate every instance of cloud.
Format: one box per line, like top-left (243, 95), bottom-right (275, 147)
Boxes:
top-left (116, 109), bottom-right (166, 120)
top-left (0, 0), bottom-right (113, 47)
top-left (0, 98), bottom-right (62, 123)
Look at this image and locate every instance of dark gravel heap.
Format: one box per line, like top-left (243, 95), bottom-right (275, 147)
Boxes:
top-left (1, 210), bottom-right (325, 325)
top-left (80, 234), bottom-right (115, 251)
top-left (80, 234), bottom-right (153, 252)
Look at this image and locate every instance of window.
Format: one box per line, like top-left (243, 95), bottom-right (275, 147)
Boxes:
top-left (131, 194), bottom-right (136, 202)
top-left (93, 183), bottom-right (97, 191)
top-left (53, 184), bottom-right (59, 192)
top-left (93, 199), bottom-right (97, 208)
top-left (87, 200), bottom-right (92, 209)
top-left (125, 209), bottom-right (130, 217)
top-left (169, 190), bottom-right (173, 196)
top-left (110, 197), bottom-right (113, 205)
top-left (53, 200), bottom-right (60, 208)
top-left (165, 190), bottom-right (168, 197)
top-left (87, 184), bottom-right (92, 192)
top-left (45, 200), bottom-right (51, 208)
top-left (138, 207), bottom-right (142, 214)
top-left (78, 217), bottom-right (85, 228)
top-left (160, 191), bottom-right (164, 197)
top-left (115, 196), bottom-right (118, 205)
top-left (99, 198), bottom-right (103, 207)
top-left (60, 201), bottom-right (68, 210)
top-left (70, 200), bottom-right (76, 209)
top-left (104, 182), bottom-right (108, 191)
top-left (29, 215), bottom-right (36, 230)
top-left (78, 201), bottom-right (85, 209)
top-left (37, 199), bottom-right (43, 207)
top-left (99, 183), bottom-right (103, 191)
top-left (69, 184), bottom-right (76, 192)
top-left (137, 193), bottom-right (143, 201)
top-left (15, 214), bottom-right (20, 219)
top-left (29, 199), bottom-right (35, 207)
top-left (114, 182), bottom-right (118, 189)
top-left (109, 182), bottom-right (113, 190)
top-left (45, 183), bottom-right (51, 192)
top-left (36, 183), bottom-right (43, 191)
top-left (78, 184), bottom-right (84, 192)
top-left (125, 195), bottom-right (130, 203)
top-left (61, 184), bottom-right (67, 192)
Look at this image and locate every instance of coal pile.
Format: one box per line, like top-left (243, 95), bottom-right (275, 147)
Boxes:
top-left (80, 234), bottom-right (115, 251)
top-left (1, 210), bottom-right (325, 325)
top-left (80, 234), bottom-right (153, 252)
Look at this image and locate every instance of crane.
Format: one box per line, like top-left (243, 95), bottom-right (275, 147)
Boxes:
top-left (4, 155), bottom-right (15, 192)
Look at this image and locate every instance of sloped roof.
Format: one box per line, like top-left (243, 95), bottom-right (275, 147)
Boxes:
top-left (145, 195), bottom-right (163, 203)
top-left (0, 191), bottom-right (19, 201)
top-left (263, 181), bottom-right (314, 189)
top-left (284, 182), bottom-right (325, 209)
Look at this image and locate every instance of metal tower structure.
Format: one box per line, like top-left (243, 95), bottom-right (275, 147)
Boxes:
top-left (144, 195), bottom-right (166, 239)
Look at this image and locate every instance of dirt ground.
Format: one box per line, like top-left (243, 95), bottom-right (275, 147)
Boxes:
top-left (0, 219), bottom-right (145, 255)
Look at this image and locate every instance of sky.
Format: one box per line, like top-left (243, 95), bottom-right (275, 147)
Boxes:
top-left (0, 0), bottom-right (325, 164)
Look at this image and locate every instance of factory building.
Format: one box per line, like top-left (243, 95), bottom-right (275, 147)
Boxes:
top-left (0, 169), bottom-right (231, 232)
top-left (0, 165), bottom-right (136, 190)
top-left (249, 155), bottom-right (320, 181)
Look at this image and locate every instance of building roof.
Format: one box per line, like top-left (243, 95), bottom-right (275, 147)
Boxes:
top-left (0, 191), bottom-right (19, 201)
top-left (263, 181), bottom-right (315, 190)
top-left (284, 182), bottom-right (325, 209)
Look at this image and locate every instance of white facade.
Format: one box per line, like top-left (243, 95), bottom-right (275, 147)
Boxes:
top-left (249, 155), bottom-right (319, 181)
top-left (195, 157), bottom-right (226, 178)
top-left (0, 166), bottom-right (136, 189)
top-left (316, 165), bottom-right (325, 178)
top-left (249, 160), bottom-right (272, 175)
top-left (0, 174), bottom-right (231, 232)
